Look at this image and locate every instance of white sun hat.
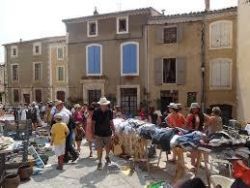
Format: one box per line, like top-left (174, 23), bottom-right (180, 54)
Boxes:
top-left (97, 97), bottom-right (110, 105)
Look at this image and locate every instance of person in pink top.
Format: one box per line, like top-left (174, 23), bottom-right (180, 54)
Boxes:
top-left (86, 105), bottom-right (95, 157)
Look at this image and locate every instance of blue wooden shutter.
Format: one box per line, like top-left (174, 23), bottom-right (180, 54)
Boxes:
top-left (122, 43), bottom-right (137, 75)
top-left (88, 45), bottom-right (101, 74)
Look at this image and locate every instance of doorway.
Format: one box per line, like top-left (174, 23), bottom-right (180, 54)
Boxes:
top-left (120, 88), bottom-right (137, 116)
top-left (23, 94), bottom-right (31, 104)
top-left (56, 91), bottom-right (66, 102)
top-left (210, 104), bottom-right (233, 125)
top-left (88, 90), bottom-right (101, 105)
top-left (160, 90), bottom-right (178, 112)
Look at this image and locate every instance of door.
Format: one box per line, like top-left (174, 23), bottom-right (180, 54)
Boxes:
top-left (23, 94), bottom-right (30, 104)
top-left (88, 90), bottom-right (101, 105)
top-left (160, 90), bottom-right (178, 113)
top-left (120, 88), bottom-right (137, 116)
top-left (56, 91), bottom-right (66, 102)
top-left (210, 104), bottom-right (232, 125)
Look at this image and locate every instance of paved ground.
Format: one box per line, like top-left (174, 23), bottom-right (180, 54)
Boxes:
top-left (18, 142), bottom-right (206, 188)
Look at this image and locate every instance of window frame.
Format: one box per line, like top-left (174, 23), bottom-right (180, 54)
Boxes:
top-left (10, 46), bottom-right (18, 58)
top-left (57, 46), bottom-right (64, 60)
top-left (209, 58), bottom-right (232, 90)
top-left (33, 42), bottom-right (42, 55)
top-left (86, 43), bottom-right (103, 76)
top-left (116, 16), bottom-right (129, 34)
top-left (163, 26), bottom-right (178, 44)
top-left (56, 65), bottom-right (65, 82)
top-left (33, 62), bottom-right (42, 82)
top-left (209, 20), bottom-right (233, 49)
top-left (162, 58), bottom-right (177, 84)
top-left (87, 20), bottom-right (98, 37)
top-left (120, 42), bottom-right (139, 76)
top-left (11, 64), bottom-right (19, 82)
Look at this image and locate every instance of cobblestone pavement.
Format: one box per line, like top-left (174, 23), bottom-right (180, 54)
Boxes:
top-left (19, 143), bottom-right (207, 188)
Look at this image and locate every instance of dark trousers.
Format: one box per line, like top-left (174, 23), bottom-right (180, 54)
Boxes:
top-left (64, 134), bottom-right (78, 162)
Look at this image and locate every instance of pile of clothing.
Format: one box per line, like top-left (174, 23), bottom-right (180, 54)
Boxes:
top-left (0, 136), bottom-right (14, 150)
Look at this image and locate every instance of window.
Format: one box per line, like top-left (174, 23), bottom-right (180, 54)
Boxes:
top-left (163, 58), bottom-right (176, 83)
top-left (87, 21), bottom-right (98, 37)
top-left (33, 63), bottom-right (42, 81)
top-left (11, 64), bottom-right (19, 81)
top-left (120, 88), bottom-right (137, 116)
top-left (86, 44), bottom-right (102, 75)
top-left (187, 92), bottom-right (197, 107)
top-left (210, 20), bottom-right (233, 49)
top-left (57, 47), bottom-right (64, 60)
top-left (117, 17), bottom-right (128, 34)
top-left (164, 27), bottom-right (177, 43)
top-left (35, 89), bottom-right (42, 103)
top-left (57, 66), bottom-right (65, 81)
top-left (210, 58), bottom-right (232, 89)
top-left (121, 42), bottom-right (139, 76)
top-left (13, 89), bottom-right (19, 103)
top-left (33, 42), bottom-right (42, 55)
top-left (56, 91), bottom-right (65, 102)
top-left (11, 46), bottom-right (18, 58)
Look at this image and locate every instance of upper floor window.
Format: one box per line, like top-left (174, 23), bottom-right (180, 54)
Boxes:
top-left (33, 62), bottom-right (42, 81)
top-left (121, 42), bottom-right (139, 76)
top-left (210, 58), bottom-right (232, 89)
top-left (210, 20), bottom-right (233, 49)
top-left (117, 17), bottom-right (129, 34)
top-left (56, 66), bottom-right (65, 81)
top-left (86, 44), bottom-right (102, 75)
top-left (163, 58), bottom-right (176, 83)
top-left (57, 47), bottom-right (64, 60)
top-left (11, 46), bottom-right (18, 58)
top-left (164, 27), bottom-right (177, 43)
top-left (87, 21), bottom-right (98, 37)
top-left (33, 42), bottom-right (42, 55)
top-left (11, 64), bottom-right (19, 81)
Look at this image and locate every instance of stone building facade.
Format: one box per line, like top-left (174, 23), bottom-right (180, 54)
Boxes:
top-left (3, 36), bottom-right (67, 105)
top-left (237, 0), bottom-right (250, 120)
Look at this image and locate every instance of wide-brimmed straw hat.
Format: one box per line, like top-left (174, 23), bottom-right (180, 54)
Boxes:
top-left (168, 103), bottom-right (178, 110)
top-left (97, 97), bottom-right (110, 105)
top-left (190, 102), bottom-right (200, 109)
top-left (55, 100), bottom-right (64, 106)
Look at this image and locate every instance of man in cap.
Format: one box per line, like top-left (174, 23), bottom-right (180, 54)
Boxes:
top-left (92, 97), bottom-right (116, 170)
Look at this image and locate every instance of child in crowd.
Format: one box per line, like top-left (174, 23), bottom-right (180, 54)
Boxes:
top-left (75, 121), bottom-right (85, 153)
top-left (86, 105), bottom-right (95, 157)
top-left (51, 113), bottom-right (69, 170)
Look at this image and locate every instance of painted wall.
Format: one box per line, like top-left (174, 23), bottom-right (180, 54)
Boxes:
top-left (237, 0), bottom-right (250, 120)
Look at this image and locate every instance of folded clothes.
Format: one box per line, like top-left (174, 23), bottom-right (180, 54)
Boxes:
top-left (173, 131), bottom-right (206, 148)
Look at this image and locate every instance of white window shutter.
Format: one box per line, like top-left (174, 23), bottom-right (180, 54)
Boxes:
top-left (156, 26), bottom-right (164, 44)
top-left (154, 58), bottom-right (163, 85)
top-left (177, 25), bottom-right (183, 43)
top-left (220, 60), bottom-right (230, 87)
top-left (176, 57), bottom-right (186, 85)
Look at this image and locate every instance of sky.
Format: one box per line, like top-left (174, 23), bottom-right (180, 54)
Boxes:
top-left (0, 0), bottom-right (237, 62)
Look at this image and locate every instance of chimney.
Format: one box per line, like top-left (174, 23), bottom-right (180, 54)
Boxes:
top-left (204, 0), bottom-right (210, 11)
top-left (161, 9), bottom-right (166, 15)
top-left (93, 7), bottom-right (99, 15)
top-left (19, 38), bottom-right (22, 43)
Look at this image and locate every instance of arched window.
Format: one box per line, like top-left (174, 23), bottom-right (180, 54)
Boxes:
top-left (86, 44), bottom-right (102, 75)
top-left (121, 42), bottom-right (139, 76)
top-left (209, 20), bottom-right (233, 49)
